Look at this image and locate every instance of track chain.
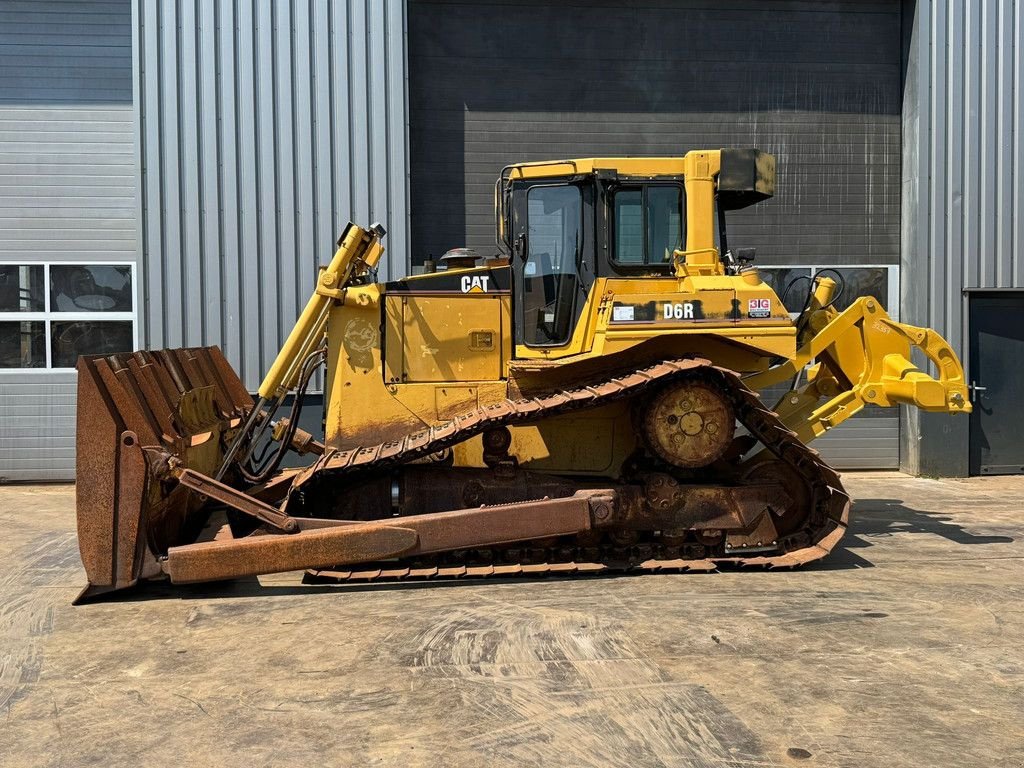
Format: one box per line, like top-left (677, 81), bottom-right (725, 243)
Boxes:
top-left (286, 358), bottom-right (850, 582)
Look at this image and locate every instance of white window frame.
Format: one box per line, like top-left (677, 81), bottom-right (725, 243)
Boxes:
top-left (0, 261), bottom-right (139, 373)
top-left (759, 263), bottom-right (900, 322)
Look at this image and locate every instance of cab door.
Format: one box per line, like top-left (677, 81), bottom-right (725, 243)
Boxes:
top-left (510, 180), bottom-right (595, 351)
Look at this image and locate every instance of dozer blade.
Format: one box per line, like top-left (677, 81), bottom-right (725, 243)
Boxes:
top-left (74, 347), bottom-right (253, 602)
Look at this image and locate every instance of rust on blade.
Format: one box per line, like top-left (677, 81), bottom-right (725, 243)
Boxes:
top-left (75, 358), bottom-right (125, 587)
top-left (75, 346), bottom-right (255, 597)
top-left (111, 432), bottom-right (149, 589)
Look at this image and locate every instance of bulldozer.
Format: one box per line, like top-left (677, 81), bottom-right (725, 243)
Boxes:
top-left (74, 149), bottom-right (971, 602)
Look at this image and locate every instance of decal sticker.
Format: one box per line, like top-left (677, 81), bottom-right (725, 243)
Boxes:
top-left (342, 317), bottom-right (377, 369)
top-left (386, 267), bottom-right (511, 294)
top-left (663, 302), bottom-right (696, 320)
top-left (612, 305), bottom-right (635, 322)
top-left (747, 298), bottom-right (771, 319)
top-left (460, 275), bottom-right (491, 293)
top-left (610, 302), bottom-right (657, 322)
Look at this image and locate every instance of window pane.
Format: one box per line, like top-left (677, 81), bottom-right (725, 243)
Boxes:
top-left (0, 265), bottom-right (45, 312)
top-left (820, 267), bottom-right (889, 312)
top-left (646, 186), bottom-right (682, 263)
top-left (51, 321), bottom-right (133, 367)
top-left (527, 185), bottom-right (581, 272)
top-left (614, 189), bottom-right (643, 263)
top-left (0, 321), bottom-right (46, 368)
top-left (522, 185), bottom-right (582, 346)
top-left (759, 267), bottom-right (812, 313)
top-left (50, 265), bottom-right (132, 312)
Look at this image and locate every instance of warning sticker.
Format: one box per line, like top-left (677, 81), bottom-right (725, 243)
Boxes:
top-left (612, 305), bottom-right (635, 322)
top-left (747, 298), bottom-right (771, 319)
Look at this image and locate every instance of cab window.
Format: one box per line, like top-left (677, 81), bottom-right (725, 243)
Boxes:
top-left (612, 184), bottom-right (683, 266)
top-left (613, 189), bottom-right (643, 263)
top-left (520, 185), bottom-right (583, 347)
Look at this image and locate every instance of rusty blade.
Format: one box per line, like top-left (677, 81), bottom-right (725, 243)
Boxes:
top-left (75, 346), bottom-right (255, 598)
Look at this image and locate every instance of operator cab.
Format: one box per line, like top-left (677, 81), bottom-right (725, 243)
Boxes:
top-left (498, 150), bottom-right (773, 349)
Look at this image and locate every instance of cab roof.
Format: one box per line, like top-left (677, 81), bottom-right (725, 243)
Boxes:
top-left (505, 157), bottom-right (689, 180)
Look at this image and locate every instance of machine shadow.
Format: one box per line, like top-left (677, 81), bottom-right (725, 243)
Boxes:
top-left (813, 496), bottom-right (1016, 571)
top-left (847, 497), bottom-right (1014, 545)
top-left (118, 569), bottom-right (711, 602)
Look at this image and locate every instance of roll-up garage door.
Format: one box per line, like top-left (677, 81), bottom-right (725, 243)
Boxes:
top-left (0, 1), bottom-right (135, 481)
top-left (408, 0), bottom-right (902, 468)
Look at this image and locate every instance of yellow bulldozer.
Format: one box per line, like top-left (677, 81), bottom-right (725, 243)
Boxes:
top-left (74, 149), bottom-right (970, 601)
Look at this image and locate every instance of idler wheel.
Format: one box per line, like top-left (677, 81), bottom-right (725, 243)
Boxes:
top-left (740, 458), bottom-right (811, 538)
top-left (641, 380), bottom-right (735, 468)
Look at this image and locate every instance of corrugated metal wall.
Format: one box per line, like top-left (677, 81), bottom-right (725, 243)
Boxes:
top-left (0, 0), bottom-right (134, 482)
top-left (903, 0), bottom-right (1024, 351)
top-left (135, 0), bottom-right (409, 389)
top-left (901, 0), bottom-right (1024, 474)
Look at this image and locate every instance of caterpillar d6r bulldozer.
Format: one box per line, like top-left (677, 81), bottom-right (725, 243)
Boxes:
top-left (74, 149), bottom-right (971, 601)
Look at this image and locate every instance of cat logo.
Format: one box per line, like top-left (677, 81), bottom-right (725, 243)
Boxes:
top-left (461, 275), bottom-right (491, 293)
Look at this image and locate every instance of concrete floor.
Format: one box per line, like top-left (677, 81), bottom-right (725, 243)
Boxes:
top-left (1, 474), bottom-right (1022, 768)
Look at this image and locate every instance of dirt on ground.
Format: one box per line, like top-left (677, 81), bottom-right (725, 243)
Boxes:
top-left (0, 472), bottom-right (1022, 767)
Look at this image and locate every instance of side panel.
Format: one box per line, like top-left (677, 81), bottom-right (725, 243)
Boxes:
top-left (383, 294), bottom-right (405, 384)
top-left (513, 275), bottom-right (797, 366)
top-left (327, 296), bottom-right (420, 448)
top-left (328, 287), bottom-right (510, 449)
top-left (453, 403), bottom-right (638, 476)
top-left (400, 295), bottom-right (505, 383)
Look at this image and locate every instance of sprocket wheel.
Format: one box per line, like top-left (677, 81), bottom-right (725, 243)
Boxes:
top-left (641, 379), bottom-right (736, 468)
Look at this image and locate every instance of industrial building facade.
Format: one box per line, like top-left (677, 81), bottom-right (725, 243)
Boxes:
top-left (1, 0), bottom-right (1021, 481)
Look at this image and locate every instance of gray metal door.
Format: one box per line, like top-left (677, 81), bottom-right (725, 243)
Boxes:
top-left (968, 293), bottom-right (1024, 475)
